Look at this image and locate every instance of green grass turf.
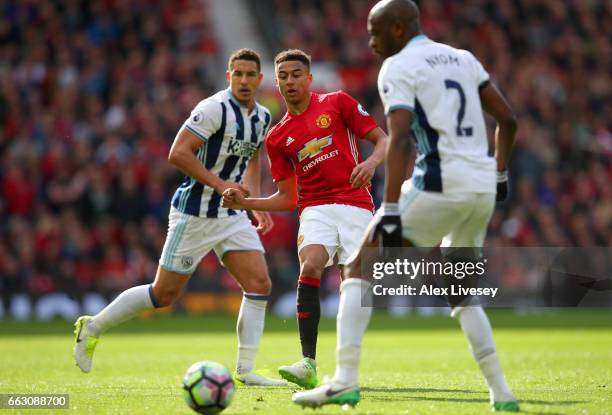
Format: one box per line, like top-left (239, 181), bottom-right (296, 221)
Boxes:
top-left (0, 310), bottom-right (610, 414)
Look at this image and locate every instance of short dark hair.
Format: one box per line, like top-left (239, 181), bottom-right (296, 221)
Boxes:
top-left (274, 49), bottom-right (311, 70)
top-left (228, 48), bottom-right (261, 72)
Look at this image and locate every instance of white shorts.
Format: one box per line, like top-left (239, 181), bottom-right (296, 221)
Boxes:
top-left (298, 204), bottom-right (373, 267)
top-left (399, 181), bottom-right (495, 248)
top-left (159, 207), bottom-right (264, 275)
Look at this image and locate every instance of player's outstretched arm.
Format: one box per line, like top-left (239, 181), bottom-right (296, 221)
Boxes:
top-left (350, 127), bottom-right (388, 188)
top-left (480, 83), bottom-right (518, 202)
top-left (241, 148), bottom-right (274, 234)
top-left (222, 176), bottom-right (298, 212)
top-left (168, 127), bottom-right (249, 196)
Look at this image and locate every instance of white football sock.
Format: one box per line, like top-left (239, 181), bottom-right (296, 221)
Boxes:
top-left (478, 352), bottom-right (515, 402)
top-left (236, 293), bottom-right (268, 375)
top-left (333, 278), bottom-right (372, 386)
top-left (89, 285), bottom-right (157, 336)
top-left (454, 306), bottom-right (515, 402)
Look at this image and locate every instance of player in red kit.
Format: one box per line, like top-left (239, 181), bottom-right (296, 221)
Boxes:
top-left (223, 49), bottom-right (387, 389)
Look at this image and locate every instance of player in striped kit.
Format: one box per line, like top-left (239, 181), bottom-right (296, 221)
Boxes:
top-left (73, 48), bottom-right (286, 386)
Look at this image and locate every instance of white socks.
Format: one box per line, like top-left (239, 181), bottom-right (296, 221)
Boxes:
top-left (88, 285), bottom-right (157, 336)
top-left (333, 278), bottom-right (372, 386)
top-left (87, 287), bottom-right (269, 376)
top-left (236, 293), bottom-right (268, 375)
top-left (454, 306), bottom-right (515, 402)
top-left (330, 285), bottom-right (515, 400)
top-left (478, 353), bottom-right (515, 402)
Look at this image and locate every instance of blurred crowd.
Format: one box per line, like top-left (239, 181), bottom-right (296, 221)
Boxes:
top-left (266, 0), bottom-right (612, 308)
top-left (0, 0), bottom-right (610, 318)
top-left (269, 0), bottom-right (611, 249)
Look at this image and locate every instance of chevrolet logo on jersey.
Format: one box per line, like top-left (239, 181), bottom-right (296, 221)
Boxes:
top-left (297, 135), bottom-right (333, 162)
top-left (227, 139), bottom-right (259, 157)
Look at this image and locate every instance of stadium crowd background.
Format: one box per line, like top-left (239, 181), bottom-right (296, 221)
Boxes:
top-left (0, 0), bottom-right (610, 319)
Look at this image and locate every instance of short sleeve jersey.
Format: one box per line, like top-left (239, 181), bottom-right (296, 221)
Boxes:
top-left (171, 89), bottom-right (272, 218)
top-left (378, 35), bottom-right (496, 194)
top-left (266, 91), bottom-right (378, 213)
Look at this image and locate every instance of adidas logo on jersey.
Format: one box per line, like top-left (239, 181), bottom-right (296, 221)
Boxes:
top-left (286, 136), bottom-right (295, 146)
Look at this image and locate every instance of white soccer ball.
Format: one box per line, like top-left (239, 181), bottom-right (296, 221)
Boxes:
top-left (182, 361), bottom-right (235, 414)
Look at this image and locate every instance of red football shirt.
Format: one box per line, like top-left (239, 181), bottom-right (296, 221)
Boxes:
top-left (266, 91), bottom-right (378, 213)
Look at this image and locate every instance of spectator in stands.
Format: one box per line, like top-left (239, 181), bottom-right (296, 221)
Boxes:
top-left (0, 0), bottom-right (609, 319)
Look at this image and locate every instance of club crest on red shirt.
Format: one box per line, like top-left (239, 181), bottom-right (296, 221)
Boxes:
top-left (315, 113), bottom-right (332, 128)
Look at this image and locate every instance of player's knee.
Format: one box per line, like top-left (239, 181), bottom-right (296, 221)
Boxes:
top-left (255, 276), bottom-right (272, 295)
top-left (300, 260), bottom-right (324, 278)
top-left (152, 285), bottom-right (181, 308)
top-left (244, 273), bottom-right (272, 295)
top-left (155, 291), bottom-right (178, 308)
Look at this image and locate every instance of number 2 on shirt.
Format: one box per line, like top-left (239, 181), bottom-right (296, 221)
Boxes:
top-left (444, 79), bottom-right (473, 137)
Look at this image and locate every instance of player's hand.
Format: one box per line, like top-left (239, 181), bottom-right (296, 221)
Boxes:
top-left (222, 188), bottom-right (247, 209)
top-left (350, 160), bottom-right (376, 188)
top-left (496, 170), bottom-right (509, 202)
top-left (252, 211), bottom-right (274, 235)
top-left (216, 181), bottom-right (250, 198)
top-left (367, 203), bottom-right (403, 250)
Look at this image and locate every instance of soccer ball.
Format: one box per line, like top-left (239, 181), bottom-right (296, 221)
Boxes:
top-left (182, 361), bottom-right (235, 414)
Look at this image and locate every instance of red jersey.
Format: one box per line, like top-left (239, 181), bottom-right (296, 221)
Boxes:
top-left (266, 91), bottom-right (378, 213)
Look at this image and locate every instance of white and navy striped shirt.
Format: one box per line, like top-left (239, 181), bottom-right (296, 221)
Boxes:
top-left (171, 88), bottom-right (272, 218)
top-left (378, 35), bottom-right (496, 194)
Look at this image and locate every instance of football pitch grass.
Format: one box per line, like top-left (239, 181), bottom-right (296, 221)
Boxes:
top-left (1, 310), bottom-right (610, 414)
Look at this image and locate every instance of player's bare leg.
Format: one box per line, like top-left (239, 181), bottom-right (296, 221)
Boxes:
top-left (222, 250), bottom-right (287, 386)
top-left (293, 227), bottom-right (379, 407)
top-left (73, 267), bottom-right (188, 373)
top-left (278, 244), bottom-right (328, 389)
